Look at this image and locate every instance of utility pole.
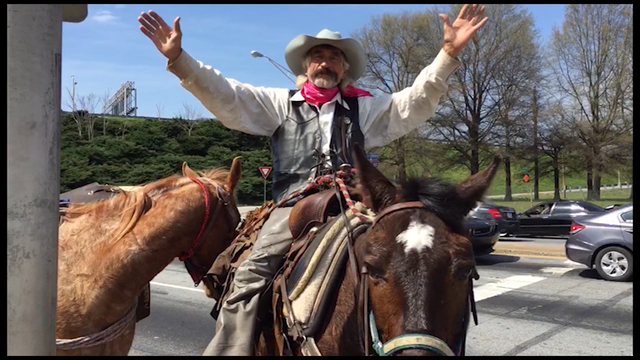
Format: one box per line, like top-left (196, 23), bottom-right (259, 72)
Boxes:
top-left (562, 164), bottom-right (567, 199)
top-left (7, 4), bottom-right (87, 356)
top-left (71, 75), bottom-right (77, 112)
top-left (618, 170), bottom-right (622, 189)
top-left (532, 88), bottom-right (540, 200)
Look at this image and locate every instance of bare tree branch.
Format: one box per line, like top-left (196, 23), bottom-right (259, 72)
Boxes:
top-left (175, 102), bottom-right (202, 136)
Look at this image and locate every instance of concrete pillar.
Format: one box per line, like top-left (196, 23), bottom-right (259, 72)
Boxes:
top-left (7, 4), bottom-right (63, 355)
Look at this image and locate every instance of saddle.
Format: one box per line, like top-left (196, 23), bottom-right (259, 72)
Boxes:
top-left (58, 182), bottom-right (151, 322)
top-left (288, 188), bottom-right (343, 240)
top-left (272, 198), bottom-right (374, 355)
top-left (204, 187), bottom-right (374, 356)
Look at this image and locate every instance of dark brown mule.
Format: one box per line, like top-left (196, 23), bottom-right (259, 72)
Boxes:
top-left (255, 144), bottom-right (500, 356)
top-left (56, 158), bottom-right (242, 356)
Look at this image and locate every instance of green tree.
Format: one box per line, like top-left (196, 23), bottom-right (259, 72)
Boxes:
top-left (547, 4), bottom-right (633, 200)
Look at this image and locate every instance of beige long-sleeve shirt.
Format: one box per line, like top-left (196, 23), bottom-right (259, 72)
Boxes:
top-left (167, 48), bottom-right (460, 151)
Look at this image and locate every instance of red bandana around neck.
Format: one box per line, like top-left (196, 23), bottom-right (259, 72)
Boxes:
top-left (300, 80), bottom-right (373, 108)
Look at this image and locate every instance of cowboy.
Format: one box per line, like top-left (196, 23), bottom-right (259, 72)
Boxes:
top-left (139, 4), bottom-right (487, 355)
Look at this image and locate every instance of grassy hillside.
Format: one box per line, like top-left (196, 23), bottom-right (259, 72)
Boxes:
top-left (395, 161), bottom-right (630, 197)
top-left (70, 113), bottom-right (632, 202)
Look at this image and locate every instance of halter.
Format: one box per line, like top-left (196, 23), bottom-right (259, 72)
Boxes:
top-left (349, 200), bottom-right (479, 356)
top-left (180, 177), bottom-right (241, 287)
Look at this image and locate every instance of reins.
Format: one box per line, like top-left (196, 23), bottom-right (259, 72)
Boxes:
top-left (180, 177), bottom-right (240, 287)
top-left (178, 177), bottom-right (212, 261)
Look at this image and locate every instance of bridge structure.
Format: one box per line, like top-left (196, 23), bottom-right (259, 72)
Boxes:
top-left (104, 80), bottom-right (138, 117)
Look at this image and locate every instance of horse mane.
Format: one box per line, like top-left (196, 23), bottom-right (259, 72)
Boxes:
top-left (398, 177), bottom-right (471, 235)
top-left (62, 190), bottom-right (153, 243)
top-left (61, 166), bottom-right (231, 243)
top-left (199, 168), bottom-right (230, 184)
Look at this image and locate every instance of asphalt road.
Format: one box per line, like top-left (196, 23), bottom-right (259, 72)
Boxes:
top-left (465, 254), bottom-right (633, 356)
top-left (129, 252), bottom-right (633, 356)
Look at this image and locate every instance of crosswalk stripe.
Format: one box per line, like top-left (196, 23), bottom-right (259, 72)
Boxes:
top-left (540, 267), bottom-right (575, 275)
top-left (474, 275), bottom-right (545, 302)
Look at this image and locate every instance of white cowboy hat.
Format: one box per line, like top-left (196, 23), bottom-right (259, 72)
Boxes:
top-left (284, 29), bottom-right (367, 81)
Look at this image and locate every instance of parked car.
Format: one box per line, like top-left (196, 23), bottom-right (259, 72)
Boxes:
top-left (468, 201), bottom-right (520, 236)
top-left (565, 203), bottom-right (633, 281)
top-left (465, 215), bottom-right (500, 255)
top-left (516, 200), bottom-right (606, 237)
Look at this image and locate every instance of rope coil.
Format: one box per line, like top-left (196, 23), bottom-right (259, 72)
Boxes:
top-left (56, 299), bottom-right (138, 350)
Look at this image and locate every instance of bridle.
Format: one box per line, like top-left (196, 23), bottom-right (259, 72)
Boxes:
top-left (180, 177), bottom-right (241, 287)
top-left (344, 200), bottom-right (479, 356)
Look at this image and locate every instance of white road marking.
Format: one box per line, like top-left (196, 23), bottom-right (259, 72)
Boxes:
top-left (564, 259), bottom-right (584, 266)
top-left (150, 281), bottom-right (204, 293)
top-left (474, 275), bottom-right (545, 302)
top-left (396, 220), bottom-right (435, 253)
top-left (540, 267), bottom-right (576, 275)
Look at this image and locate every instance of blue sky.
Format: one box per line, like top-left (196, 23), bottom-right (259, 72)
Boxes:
top-left (61, 4), bottom-right (567, 119)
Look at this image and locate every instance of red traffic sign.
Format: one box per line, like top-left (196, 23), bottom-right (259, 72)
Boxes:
top-left (259, 166), bottom-right (272, 179)
top-left (522, 174), bottom-right (530, 183)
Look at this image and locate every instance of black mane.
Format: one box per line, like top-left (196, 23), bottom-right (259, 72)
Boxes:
top-left (399, 177), bottom-right (475, 235)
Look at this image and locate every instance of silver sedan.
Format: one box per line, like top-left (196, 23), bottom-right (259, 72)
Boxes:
top-left (565, 203), bottom-right (633, 281)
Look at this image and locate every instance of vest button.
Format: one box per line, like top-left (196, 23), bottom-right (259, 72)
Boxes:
top-left (344, 117), bottom-right (352, 125)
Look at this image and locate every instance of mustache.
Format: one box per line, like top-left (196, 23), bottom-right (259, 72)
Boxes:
top-left (312, 68), bottom-right (338, 79)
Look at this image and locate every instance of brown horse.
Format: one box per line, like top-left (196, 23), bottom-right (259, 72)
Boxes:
top-left (56, 158), bottom-right (243, 356)
top-left (256, 144), bottom-right (500, 356)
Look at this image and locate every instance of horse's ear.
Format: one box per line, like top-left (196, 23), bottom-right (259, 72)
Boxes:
top-left (456, 155), bottom-right (502, 213)
top-left (351, 143), bottom-right (396, 212)
top-left (225, 156), bottom-right (242, 194)
top-left (182, 162), bottom-right (199, 179)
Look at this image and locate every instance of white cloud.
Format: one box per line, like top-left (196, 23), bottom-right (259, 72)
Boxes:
top-left (92, 10), bottom-right (118, 23)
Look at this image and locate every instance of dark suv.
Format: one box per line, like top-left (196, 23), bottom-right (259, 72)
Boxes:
top-left (468, 201), bottom-right (520, 236)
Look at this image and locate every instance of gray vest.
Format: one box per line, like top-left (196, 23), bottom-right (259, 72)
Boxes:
top-left (270, 91), bottom-right (364, 204)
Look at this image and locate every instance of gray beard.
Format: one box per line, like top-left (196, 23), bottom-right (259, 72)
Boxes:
top-left (311, 76), bottom-right (339, 89)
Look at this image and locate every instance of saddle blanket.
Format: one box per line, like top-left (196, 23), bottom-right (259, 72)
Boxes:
top-left (282, 201), bottom-right (374, 337)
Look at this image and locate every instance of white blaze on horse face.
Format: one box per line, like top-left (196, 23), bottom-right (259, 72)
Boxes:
top-left (396, 220), bottom-right (435, 254)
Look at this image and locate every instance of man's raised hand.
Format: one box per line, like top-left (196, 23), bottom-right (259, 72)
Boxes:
top-left (138, 10), bottom-right (183, 63)
top-left (439, 4), bottom-right (488, 58)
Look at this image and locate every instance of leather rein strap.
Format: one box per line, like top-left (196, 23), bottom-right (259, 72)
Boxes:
top-left (342, 200), bottom-right (427, 355)
top-left (181, 177), bottom-right (240, 286)
top-left (371, 201), bottom-right (427, 228)
top-left (345, 200), bottom-right (478, 356)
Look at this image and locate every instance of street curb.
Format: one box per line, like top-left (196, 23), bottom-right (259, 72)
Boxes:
top-left (493, 241), bottom-right (566, 258)
top-left (492, 248), bottom-right (567, 259)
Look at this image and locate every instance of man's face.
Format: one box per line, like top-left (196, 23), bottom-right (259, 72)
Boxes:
top-left (305, 45), bottom-right (347, 88)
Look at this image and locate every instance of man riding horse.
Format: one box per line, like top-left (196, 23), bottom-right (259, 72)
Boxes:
top-left (139, 4), bottom-right (488, 355)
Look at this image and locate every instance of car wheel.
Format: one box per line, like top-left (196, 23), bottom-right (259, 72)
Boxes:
top-left (594, 246), bottom-right (633, 282)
